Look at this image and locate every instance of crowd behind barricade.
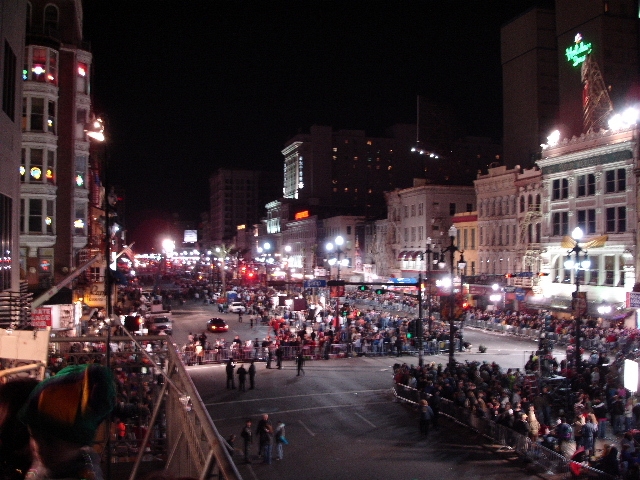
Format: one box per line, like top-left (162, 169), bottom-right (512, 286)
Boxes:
top-left (392, 351), bottom-right (640, 479)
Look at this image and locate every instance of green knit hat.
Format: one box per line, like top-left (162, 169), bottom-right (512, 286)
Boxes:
top-left (19, 364), bottom-right (116, 445)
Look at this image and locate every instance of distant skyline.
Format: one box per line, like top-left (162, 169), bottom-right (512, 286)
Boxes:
top-left (82, 0), bottom-right (544, 249)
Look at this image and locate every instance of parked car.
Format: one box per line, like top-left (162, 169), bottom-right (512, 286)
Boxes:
top-left (148, 316), bottom-right (172, 335)
top-left (207, 318), bottom-right (229, 333)
top-left (228, 302), bottom-right (246, 313)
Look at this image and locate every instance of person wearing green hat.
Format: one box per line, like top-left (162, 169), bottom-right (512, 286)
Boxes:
top-left (19, 364), bottom-right (116, 480)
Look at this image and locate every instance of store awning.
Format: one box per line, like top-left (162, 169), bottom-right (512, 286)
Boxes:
top-left (397, 251), bottom-right (408, 260)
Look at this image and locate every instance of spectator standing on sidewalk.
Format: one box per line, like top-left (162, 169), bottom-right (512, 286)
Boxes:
top-left (593, 397), bottom-right (609, 439)
top-left (276, 346), bottom-right (284, 369)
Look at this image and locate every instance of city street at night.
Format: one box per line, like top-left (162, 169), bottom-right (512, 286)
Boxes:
top-left (170, 300), bottom-right (555, 480)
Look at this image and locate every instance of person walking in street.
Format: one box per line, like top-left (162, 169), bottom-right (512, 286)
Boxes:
top-left (274, 421), bottom-right (287, 460)
top-left (240, 419), bottom-right (253, 464)
top-left (237, 364), bottom-right (247, 391)
top-left (419, 399), bottom-right (434, 436)
top-left (256, 414), bottom-right (273, 463)
top-left (226, 359), bottom-right (236, 389)
top-left (276, 346), bottom-right (284, 369)
top-left (296, 351), bottom-right (305, 376)
top-left (250, 316), bottom-right (254, 328)
top-left (248, 360), bottom-right (256, 389)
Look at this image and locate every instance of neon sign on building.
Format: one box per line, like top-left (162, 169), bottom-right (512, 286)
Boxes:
top-left (565, 33), bottom-right (592, 67)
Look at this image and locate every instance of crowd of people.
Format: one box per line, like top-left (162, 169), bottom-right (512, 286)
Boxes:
top-left (394, 353), bottom-right (640, 479)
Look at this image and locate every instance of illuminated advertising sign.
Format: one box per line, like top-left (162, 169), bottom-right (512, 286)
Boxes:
top-left (566, 33), bottom-right (592, 67)
top-left (294, 210), bottom-right (309, 220)
top-left (184, 230), bottom-right (197, 243)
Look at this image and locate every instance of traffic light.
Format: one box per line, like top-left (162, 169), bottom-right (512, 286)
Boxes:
top-left (407, 320), bottom-right (416, 338)
top-left (357, 285), bottom-right (369, 291)
top-left (505, 273), bottom-right (513, 278)
top-left (374, 288), bottom-right (386, 295)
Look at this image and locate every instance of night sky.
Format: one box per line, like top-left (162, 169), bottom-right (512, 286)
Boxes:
top-left (82, 1), bottom-right (544, 250)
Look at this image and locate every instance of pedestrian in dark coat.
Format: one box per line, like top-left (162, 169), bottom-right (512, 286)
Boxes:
top-left (256, 414), bottom-right (273, 463)
top-left (240, 419), bottom-right (252, 463)
top-left (276, 347), bottom-right (284, 369)
top-left (237, 364), bottom-right (247, 391)
top-left (296, 351), bottom-right (305, 376)
top-left (248, 360), bottom-right (256, 389)
top-left (226, 359), bottom-right (236, 389)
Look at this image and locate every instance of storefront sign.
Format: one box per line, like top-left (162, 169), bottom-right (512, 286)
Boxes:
top-left (32, 307), bottom-right (52, 328)
top-left (84, 283), bottom-right (107, 308)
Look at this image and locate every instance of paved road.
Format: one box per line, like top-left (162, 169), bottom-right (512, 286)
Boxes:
top-left (170, 301), bottom-right (551, 479)
top-left (189, 356), bottom-right (544, 480)
top-left (168, 300), bottom-right (566, 371)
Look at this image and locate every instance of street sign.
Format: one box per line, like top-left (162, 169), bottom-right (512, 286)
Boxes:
top-left (389, 277), bottom-right (419, 284)
top-left (504, 286), bottom-right (516, 293)
top-left (627, 292), bottom-right (640, 308)
top-left (304, 279), bottom-right (327, 288)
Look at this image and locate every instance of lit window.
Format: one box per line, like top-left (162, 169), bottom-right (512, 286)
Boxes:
top-left (75, 175), bottom-right (83, 186)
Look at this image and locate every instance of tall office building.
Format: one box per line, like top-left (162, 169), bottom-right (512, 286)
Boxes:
top-left (0, 0), bottom-right (27, 297)
top-left (208, 169), bottom-right (280, 245)
top-left (21, 0), bottom-right (95, 291)
top-left (502, 0), bottom-right (640, 168)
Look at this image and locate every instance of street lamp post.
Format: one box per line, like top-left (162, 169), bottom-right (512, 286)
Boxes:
top-left (423, 237), bottom-right (437, 333)
top-left (565, 227), bottom-right (590, 373)
top-left (326, 235), bottom-right (347, 336)
top-left (439, 225), bottom-right (464, 368)
top-left (326, 236), bottom-right (346, 280)
top-left (284, 245), bottom-right (292, 294)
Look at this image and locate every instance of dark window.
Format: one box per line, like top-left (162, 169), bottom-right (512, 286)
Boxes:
top-left (552, 211), bottom-right (569, 236)
top-left (449, 203), bottom-right (456, 215)
top-left (466, 203), bottom-right (472, 212)
top-left (605, 168), bottom-right (626, 193)
top-left (606, 207), bottom-right (626, 233)
top-left (577, 209), bottom-right (596, 234)
top-left (44, 5), bottom-right (58, 33)
top-left (0, 194), bottom-right (12, 290)
top-left (30, 97), bottom-right (44, 131)
top-left (2, 41), bottom-right (16, 121)
top-left (552, 179), bottom-right (569, 200)
top-left (28, 199), bottom-right (42, 233)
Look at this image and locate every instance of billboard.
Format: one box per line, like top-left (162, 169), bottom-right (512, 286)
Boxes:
top-left (184, 230), bottom-right (198, 243)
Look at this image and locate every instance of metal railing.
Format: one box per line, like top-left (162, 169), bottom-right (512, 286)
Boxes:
top-left (48, 335), bottom-right (241, 480)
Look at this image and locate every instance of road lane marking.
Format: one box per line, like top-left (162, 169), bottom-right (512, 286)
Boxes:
top-left (298, 419), bottom-right (316, 436)
top-left (204, 389), bottom-right (388, 407)
top-left (355, 412), bottom-right (376, 428)
top-left (211, 400), bottom-right (389, 422)
top-left (247, 465), bottom-right (258, 480)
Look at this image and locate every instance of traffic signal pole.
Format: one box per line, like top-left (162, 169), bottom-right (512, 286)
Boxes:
top-left (417, 273), bottom-right (424, 367)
